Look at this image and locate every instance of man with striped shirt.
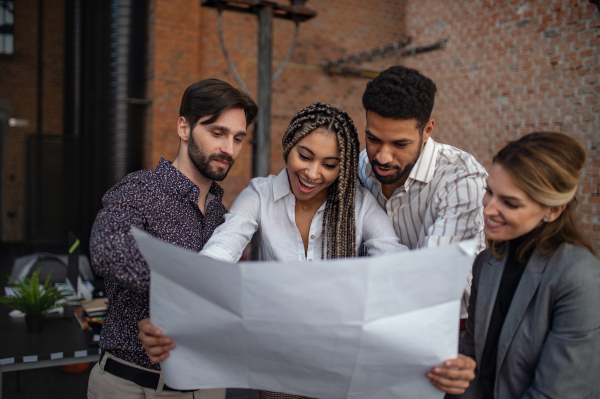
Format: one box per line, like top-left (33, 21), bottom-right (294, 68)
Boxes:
top-left (359, 66), bottom-right (487, 391)
top-left (360, 65), bottom-right (486, 260)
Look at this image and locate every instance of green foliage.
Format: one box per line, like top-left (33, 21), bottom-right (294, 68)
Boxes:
top-left (0, 268), bottom-right (68, 317)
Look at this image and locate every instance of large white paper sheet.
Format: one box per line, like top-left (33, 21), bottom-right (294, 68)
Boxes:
top-left (133, 228), bottom-right (477, 399)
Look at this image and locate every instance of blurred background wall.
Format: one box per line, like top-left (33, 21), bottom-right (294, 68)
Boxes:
top-left (0, 0), bottom-right (598, 254)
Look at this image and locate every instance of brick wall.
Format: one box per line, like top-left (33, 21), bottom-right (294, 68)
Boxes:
top-left (145, 0), bottom-right (203, 171)
top-left (147, 0), bottom-right (599, 251)
top-left (145, 0), bottom-right (404, 206)
top-left (400, 0), bottom-right (600, 251)
top-left (3, 0), bottom-right (595, 250)
top-left (0, 0), bottom-right (64, 241)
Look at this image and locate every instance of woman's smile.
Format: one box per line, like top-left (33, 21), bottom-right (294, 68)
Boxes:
top-left (484, 216), bottom-right (505, 229)
top-left (297, 175), bottom-right (319, 193)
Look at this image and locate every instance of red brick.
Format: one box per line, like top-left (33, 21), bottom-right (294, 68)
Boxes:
top-left (580, 49), bottom-right (594, 58)
top-left (582, 185), bottom-right (599, 194)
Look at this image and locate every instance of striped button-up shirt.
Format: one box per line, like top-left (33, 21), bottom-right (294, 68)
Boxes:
top-left (359, 138), bottom-right (487, 316)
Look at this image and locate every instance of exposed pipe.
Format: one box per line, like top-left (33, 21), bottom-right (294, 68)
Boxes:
top-left (36, 0), bottom-right (43, 136)
top-left (73, 0), bottom-right (81, 136)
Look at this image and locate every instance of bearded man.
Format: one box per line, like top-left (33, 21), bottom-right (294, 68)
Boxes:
top-left (358, 65), bottom-right (488, 393)
top-left (87, 79), bottom-right (257, 399)
top-left (360, 65), bottom-right (487, 256)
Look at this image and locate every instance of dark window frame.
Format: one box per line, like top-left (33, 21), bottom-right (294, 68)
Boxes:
top-left (0, 0), bottom-right (15, 55)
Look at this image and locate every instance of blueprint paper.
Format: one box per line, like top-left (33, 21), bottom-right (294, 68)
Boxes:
top-left (133, 228), bottom-right (477, 399)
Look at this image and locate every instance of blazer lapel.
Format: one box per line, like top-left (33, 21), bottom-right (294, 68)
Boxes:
top-left (495, 249), bottom-right (549, 375)
top-left (475, 255), bottom-right (505, 363)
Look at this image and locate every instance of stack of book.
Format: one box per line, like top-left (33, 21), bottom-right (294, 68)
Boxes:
top-left (74, 298), bottom-right (108, 330)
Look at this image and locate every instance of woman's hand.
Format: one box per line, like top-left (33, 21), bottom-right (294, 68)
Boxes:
top-left (137, 318), bottom-right (176, 363)
top-left (426, 354), bottom-right (476, 395)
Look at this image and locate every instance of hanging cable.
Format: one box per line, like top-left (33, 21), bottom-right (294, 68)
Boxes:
top-left (271, 20), bottom-right (298, 82)
top-left (217, 9), bottom-right (300, 95)
top-left (218, 8), bottom-right (252, 96)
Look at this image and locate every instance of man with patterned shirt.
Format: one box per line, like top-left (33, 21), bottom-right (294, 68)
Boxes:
top-left (87, 79), bottom-right (257, 399)
top-left (359, 66), bottom-right (486, 393)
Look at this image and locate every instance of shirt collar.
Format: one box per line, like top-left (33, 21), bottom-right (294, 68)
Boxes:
top-left (155, 158), bottom-right (224, 203)
top-left (273, 168), bottom-right (292, 201)
top-left (365, 138), bottom-right (438, 190)
top-left (409, 138), bottom-right (438, 184)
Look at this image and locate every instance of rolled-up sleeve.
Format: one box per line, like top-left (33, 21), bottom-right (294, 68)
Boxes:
top-left (200, 181), bottom-right (261, 262)
top-left (358, 188), bottom-right (408, 257)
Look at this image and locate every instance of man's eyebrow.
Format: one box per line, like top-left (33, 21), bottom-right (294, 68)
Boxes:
top-left (206, 124), bottom-right (230, 133)
top-left (366, 130), bottom-right (413, 145)
top-left (393, 138), bottom-right (413, 145)
top-left (206, 124), bottom-right (247, 137)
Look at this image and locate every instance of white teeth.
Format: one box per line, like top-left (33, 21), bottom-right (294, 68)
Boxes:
top-left (299, 176), bottom-right (317, 188)
top-left (485, 216), bottom-right (504, 227)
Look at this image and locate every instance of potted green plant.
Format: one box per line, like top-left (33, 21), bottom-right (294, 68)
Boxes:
top-left (0, 268), bottom-right (68, 333)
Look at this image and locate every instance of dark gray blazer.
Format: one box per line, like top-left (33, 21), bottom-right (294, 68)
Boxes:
top-left (458, 243), bottom-right (600, 399)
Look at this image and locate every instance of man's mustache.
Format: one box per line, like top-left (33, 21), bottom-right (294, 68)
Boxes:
top-left (371, 159), bottom-right (399, 170)
top-left (209, 153), bottom-right (234, 166)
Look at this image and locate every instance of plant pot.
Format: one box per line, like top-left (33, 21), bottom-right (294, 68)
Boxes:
top-left (25, 316), bottom-right (45, 334)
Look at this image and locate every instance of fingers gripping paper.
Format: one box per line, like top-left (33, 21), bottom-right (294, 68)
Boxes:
top-left (132, 228), bottom-right (476, 399)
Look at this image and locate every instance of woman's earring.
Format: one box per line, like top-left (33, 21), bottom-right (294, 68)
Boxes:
top-left (543, 217), bottom-right (549, 223)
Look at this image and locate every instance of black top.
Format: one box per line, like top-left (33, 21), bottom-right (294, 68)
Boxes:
top-left (480, 232), bottom-right (536, 398)
top-left (90, 158), bottom-right (227, 370)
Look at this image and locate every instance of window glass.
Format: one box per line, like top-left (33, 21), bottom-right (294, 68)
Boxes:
top-left (0, 0), bottom-right (14, 55)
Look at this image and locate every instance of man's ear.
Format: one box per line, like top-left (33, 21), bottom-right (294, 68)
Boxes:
top-left (546, 203), bottom-right (567, 223)
top-left (422, 119), bottom-right (434, 144)
top-left (177, 117), bottom-right (190, 142)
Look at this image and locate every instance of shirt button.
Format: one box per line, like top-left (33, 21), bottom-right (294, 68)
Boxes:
top-left (309, 259), bottom-right (312, 262)
top-left (310, 235), bottom-right (315, 239)
top-left (388, 211), bottom-right (395, 217)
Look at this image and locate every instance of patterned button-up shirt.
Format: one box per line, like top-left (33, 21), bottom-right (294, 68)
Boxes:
top-left (90, 158), bottom-right (227, 370)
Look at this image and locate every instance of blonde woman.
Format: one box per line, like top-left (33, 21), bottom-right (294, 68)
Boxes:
top-left (453, 132), bottom-right (600, 399)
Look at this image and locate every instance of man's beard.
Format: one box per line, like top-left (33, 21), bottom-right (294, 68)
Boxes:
top-left (188, 133), bottom-right (234, 182)
top-left (370, 138), bottom-right (423, 185)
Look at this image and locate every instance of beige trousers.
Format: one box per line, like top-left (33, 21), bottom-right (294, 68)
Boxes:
top-left (87, 351), bottom-right (226, 399)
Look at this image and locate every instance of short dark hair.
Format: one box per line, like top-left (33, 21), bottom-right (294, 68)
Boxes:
top-left (179, 79), bottom-right (258, 129)
top-left (362, 66), bottom-right (437, 132)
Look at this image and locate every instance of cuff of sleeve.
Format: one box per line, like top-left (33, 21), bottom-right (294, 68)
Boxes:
top-left (363, 237), bottom-right (408, 257)
top-left (199, 246), bottom-right (237, 263)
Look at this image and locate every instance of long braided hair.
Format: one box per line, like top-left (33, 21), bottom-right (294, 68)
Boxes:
top-left (282, 102), bottom-right (361, 260)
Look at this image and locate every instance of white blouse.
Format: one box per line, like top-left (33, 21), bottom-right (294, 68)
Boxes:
top-left (200, 168), bottom-right (408, 263)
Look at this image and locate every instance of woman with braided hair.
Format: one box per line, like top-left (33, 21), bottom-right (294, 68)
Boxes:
top-left (198, 102), bottom-right (407, 264)
top-left (139, 103), bottom-right (408, 398)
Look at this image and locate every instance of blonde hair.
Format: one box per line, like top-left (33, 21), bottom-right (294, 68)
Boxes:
top-left (282, 103), bottom-right (361, 259)
top-left (488, 132), bottom-right (595, 261)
